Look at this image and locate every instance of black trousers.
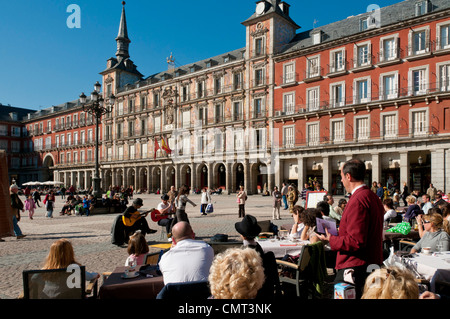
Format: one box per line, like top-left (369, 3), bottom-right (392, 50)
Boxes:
top-left (334, 265), bottom-right (372, 299)
top-left (238, 204), bottom-right (245, 218)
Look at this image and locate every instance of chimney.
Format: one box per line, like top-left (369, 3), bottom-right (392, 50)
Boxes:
top-left (279, 1), bottom-right (290, 15)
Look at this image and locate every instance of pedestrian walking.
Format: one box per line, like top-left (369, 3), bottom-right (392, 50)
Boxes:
top-left (281, 182), bottom-right (288, 210)
top-left (32, 188), bottom-right (41, 207)
top-left (200, 187), bottom-right (211, 216)
top-left (10, 184), bottom-right (26, 239)
top-left (24, 195), bottom-right (36, 220)
top-left (272, 186), bottom-right (282, 220)
top-left (44, 190), bottom-right (56, 218)
top-left (236, 185), bottom-right (247, 218)
top-left (170, 186), bottom-right (197, 231)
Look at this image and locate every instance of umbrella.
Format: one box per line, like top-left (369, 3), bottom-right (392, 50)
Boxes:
top-left (43, 181), bottom-right (56, 185)
top-left (52, 181), bottom-right (65, 185)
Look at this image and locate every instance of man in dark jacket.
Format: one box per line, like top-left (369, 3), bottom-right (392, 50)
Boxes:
top-left (318, 159), bottom-right (384, 298)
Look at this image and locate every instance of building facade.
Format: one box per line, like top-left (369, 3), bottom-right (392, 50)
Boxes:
top-left (20, 0), bottom-right (450, 195)
top-left (273, 0), bottom-right (450, 194)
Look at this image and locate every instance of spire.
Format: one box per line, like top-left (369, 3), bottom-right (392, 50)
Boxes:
top-left (115, 1), bottom-right (130, 60)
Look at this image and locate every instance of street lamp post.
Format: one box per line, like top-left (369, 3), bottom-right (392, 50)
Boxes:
top-left (79, 81), bottom-right (115, 198)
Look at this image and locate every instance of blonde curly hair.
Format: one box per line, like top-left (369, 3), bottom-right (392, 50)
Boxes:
top-left (361, 267), bottom-right (419, 299)
top-left (208, 247), bottom-right (265, 299)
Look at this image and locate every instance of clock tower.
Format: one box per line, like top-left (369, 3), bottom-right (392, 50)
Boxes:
top-left (241, 0), bottom-right (299, 193)
top-left (100, 1), bottom-right (143, 97)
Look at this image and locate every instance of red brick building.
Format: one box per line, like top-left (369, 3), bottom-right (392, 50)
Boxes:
top-left (273, 0), bottom-right (450, 194)
top-left (15, 0), bottom-right (450, 195)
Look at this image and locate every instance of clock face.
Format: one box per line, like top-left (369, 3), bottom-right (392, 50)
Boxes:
top-left (256, 2), bottom-right (266, 15)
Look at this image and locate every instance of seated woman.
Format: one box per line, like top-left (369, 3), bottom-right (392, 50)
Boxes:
top-left (403, 195), bottom-right (422, 223)
top-left (289, 205), bottom-right (305, 238)
top-left (361, 266), bottom-right (419, 299)
top-left (28, 239), bottom-right (99, 298)
top-left (208, 247), bottom-right (265, 299)
top-left (410, 212), bottom-right (450, 253)
top-left (300, 208), bottom-right (323, 243)
top-left (383, 198), bottom-right (397, 222)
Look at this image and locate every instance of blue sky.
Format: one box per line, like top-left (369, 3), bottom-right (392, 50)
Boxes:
top-left (0, 0), bottom-right (400, 110)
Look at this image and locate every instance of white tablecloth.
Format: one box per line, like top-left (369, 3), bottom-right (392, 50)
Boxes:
top-left (402, 252), bottom-right (450, 292)
top-left (257, 239), bottom-right (309, 258)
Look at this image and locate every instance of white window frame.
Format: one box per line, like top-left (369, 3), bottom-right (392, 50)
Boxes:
top-left (437, 21), bottom-right (450, 50)
top-left (329, 48), bottom-right (346, 73)
top-left (306, 54), bottom-right (321, 78)
top-left (354, 115), bottom-right (371, 141)
top-left (409, 107), bottom-right (428, 136)
top-left (283, 61), bottom-right (296, 84)
top-left (283, 92), bottom-right (295, 115)
top-left (283, 125), bottom-right (295, 148)
top-left (306, 86), bottom-right (320, 111)
top-left (437, 60), bottom-right (450, 92)
top-left (353, 76), bottom-right (371, 104)
top-left (381, 111), bottom-right (398, 139)
top-left (306, 122), bottom-right (320, 146)
top-left (379, 34), bottom-right (399, 62)
top-left (330, 118), bottom-right (345, 143)
top-left (408, 26), bottom-right (430, 56)
top-left (379, 71), bottom-right (399, 100)
top-left (354, 41), bottom-right (372, 67)
top-left (408, 65), bottom-right (429, 96)
top-left (330, 81), bottom-right (346, 107)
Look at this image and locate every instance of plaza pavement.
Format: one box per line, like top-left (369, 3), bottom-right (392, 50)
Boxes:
top-left (0, 191), bottom-right (310, 299)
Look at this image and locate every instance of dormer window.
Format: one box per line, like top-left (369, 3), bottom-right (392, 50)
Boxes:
top-left (360, 18), bottom-right (369, 31)
top-left (312, 31), bottom-right (322, 45)
top-left (415, 0), bottom-right (429, 16)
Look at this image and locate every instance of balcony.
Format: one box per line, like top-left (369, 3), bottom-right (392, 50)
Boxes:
top-left (404, 41), bottom-right (434, 61)
top-left (350, 55), bottom-right (374, 73)
top-left (280, 73), bottom-right (299, 87)
top-left (273, 81), bottom-right (450, 117)
top-left (303, 67), bottom-right (324, 83)
top-left (326, 61), bottom-right (349, 78)
top-left (279, 127), bottom-right (439, 151)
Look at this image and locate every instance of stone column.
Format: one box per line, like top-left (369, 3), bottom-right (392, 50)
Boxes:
top-left (371, 153), bottom-right (381, 184)
top-left (244, 159), bottom-right (251, 194)
top-left (147, 165), bottom-right (151, 193)
top-left (322, 156), bottom-right (331, 192)
top-left (297, 157), bottom-right (306, 189)
top-left (399, 152), bottom-right (410, 191)
top-left (225, 162), bottom-right (232, 194)
top-left (207, 162), bottom-right (214, 189)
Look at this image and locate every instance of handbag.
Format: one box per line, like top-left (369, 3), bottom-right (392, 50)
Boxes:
top-left (206, 203), bottom-right (214, 214)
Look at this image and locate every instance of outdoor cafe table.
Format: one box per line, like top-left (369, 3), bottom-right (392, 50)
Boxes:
top-left (98, 265), bottom-right (164, 299)
top-left (401, 251), bottom-right (450, 292)
top-left (257, 238), bottom-right (310, 258)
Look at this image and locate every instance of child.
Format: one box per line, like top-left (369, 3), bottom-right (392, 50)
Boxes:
top-left (125, 231), bottom-right (150, 266)
top-left (44, 191), bottom-right (55, 218)
top-left (25, 195), bottom-right (36, 220)
top-left (82, 195), bottom-right (91, 217)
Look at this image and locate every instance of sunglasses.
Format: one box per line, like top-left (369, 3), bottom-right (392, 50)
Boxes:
top-left (422, 220), bottom-right (431, 224)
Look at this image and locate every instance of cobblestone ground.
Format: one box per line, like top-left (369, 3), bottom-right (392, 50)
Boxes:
top-left (0, 192), bottom-right (301, 299)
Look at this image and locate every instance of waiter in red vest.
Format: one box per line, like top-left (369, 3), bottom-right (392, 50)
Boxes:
top-left (318, 158), bottom-right (384, 298)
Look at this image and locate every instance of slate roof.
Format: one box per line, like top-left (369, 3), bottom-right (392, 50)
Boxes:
top-left (280, 0), bottom-right (450, 54)
top-left (0, 104), bottom-right (35, 123)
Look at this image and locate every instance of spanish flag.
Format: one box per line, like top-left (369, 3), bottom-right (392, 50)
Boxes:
top-left (161, 136), bottom-right (172, 154)
top-left (154, 138), bottom-right (160, 159)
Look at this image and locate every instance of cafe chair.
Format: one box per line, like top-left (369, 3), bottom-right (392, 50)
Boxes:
top-left (144, 249), bottom-right (166, 265)
top-left (208, 241), bottom-right (242, 255)
top-left (276, 244), bottom-right (311, 298)
top-left (398, 239), bottom-right (417, 252)
top-left (22, 266), bottom-right (98, 299)
top-left (156, 280), bottom-right (211, 299)
top-left (257, 220), bottom-right (274, 237)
